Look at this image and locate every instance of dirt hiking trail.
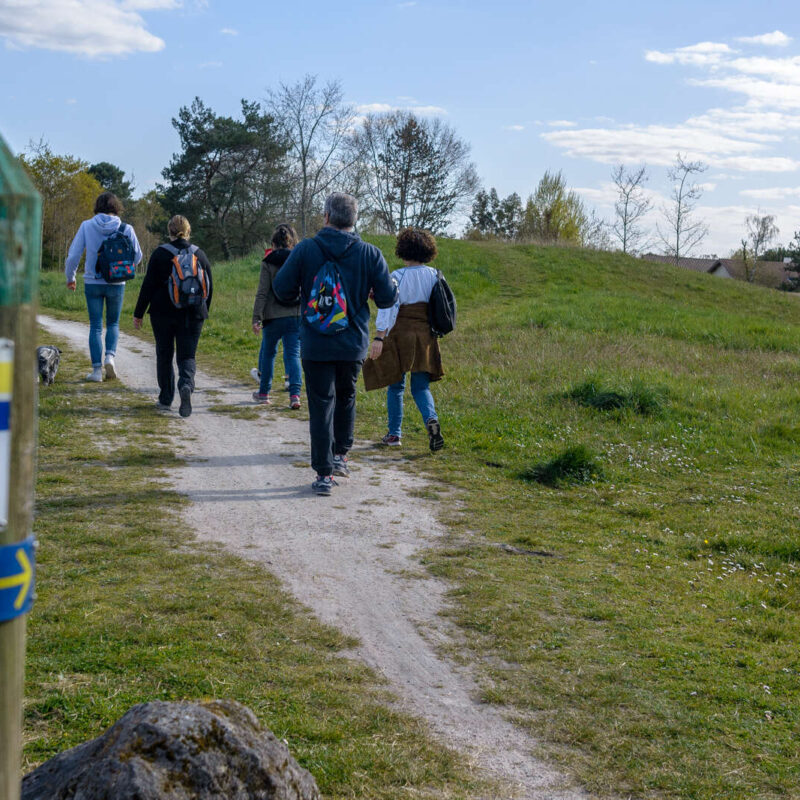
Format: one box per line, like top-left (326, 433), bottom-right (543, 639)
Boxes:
top-left (39, 315), bottom-right (591, 800)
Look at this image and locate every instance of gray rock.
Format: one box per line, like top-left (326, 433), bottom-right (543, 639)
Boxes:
top-left (22, 699), bottom-right (320, 800)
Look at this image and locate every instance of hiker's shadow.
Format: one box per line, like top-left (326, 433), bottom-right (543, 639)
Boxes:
top-left (184, 453), bottom-right (304, 468)
top-left (187, 485), bottom-right (311, 502)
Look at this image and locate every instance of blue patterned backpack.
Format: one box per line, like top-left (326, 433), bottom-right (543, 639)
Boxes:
top-left (304, 239), bottom-right (352, 335)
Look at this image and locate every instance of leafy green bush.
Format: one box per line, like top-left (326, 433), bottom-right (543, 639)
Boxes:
top-left (521, 445), bottom-right (603, 487)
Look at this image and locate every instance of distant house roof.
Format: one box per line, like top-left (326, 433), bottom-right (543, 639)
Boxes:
top-left (642, 253), bottom-right (798, 289)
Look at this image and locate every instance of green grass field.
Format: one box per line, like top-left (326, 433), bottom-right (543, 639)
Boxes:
top-left (28, 341), bottom-right (481, 799)
top-left (37, 237), bottom-right (800, 798)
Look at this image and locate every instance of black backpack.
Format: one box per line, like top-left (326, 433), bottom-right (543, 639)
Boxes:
top-left (428, 270), bottom-right (456, 337)
top-left (162, 243), bottom-right (209, 309)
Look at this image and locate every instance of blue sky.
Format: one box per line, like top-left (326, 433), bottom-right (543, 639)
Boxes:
top-left (1, 0), bottom-right (799, 254)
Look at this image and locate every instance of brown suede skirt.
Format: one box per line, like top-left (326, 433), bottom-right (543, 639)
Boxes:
top-left (363, 302), bottom-right (444, 391)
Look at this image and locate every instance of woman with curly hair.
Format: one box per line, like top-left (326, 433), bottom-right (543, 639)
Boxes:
top-left (363, 227), bottom-right (445, 452)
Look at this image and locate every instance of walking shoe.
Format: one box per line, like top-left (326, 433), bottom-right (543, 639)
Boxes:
top-left (250, 367), bottom-right (261, 383)
top-left (86, 367), bottom-right (104, 382)
top-left (312, 475), bottom-right (338, 496)
top-left (426, 418), bottom-right (444, 452)
top-left (155, 401), bottom-right (171, 411)
top-left (289, 394), bottom-right (301, 409)
top-left (252, 392), bottom-right (271, 404)
top-left (284, 375), bottom-right (290, 391)
top-left (332, 454), bottom-right (350, 477)
top-left (380, 433), bottom-right (401, 447)
top-left (179, 385), bottom-right (192, 418)
top-left (103, 355), bottom-right (117, 380)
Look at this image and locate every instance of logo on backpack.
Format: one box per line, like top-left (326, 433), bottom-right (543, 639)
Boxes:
top-left (428, 270), bottom-right (456, 337)
top-left (96, 222), bottom-right (137, 283)
top-left (304, 239), bottom-right (350, 335)
top-left (163, 244), bottom-right (209, 309)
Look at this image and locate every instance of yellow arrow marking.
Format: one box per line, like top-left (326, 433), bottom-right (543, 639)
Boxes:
top-left (0, 548), bottom-right (33, 610)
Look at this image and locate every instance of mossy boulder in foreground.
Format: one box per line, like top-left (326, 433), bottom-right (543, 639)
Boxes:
top-left (22, 699), bottom-right (320, 800)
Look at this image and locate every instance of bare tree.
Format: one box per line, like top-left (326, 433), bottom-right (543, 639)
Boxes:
top-left (611, 164), bottom-right (652, 254)
top-left (657, 154), bottom-right (708, 264)
top-left (743, 212), bottom-right (779, 282)
top-left (351, 111), bottom-right (479, 234)
top-left (267, 75), bottom-right (356, 236)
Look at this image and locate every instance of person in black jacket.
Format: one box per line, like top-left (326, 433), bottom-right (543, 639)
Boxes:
top-left (132, 215), bottom-right (213, 418)
top-left (251, 223), bottom-right (301, 408)
top-left (273, 192), bottom-right (398, 496)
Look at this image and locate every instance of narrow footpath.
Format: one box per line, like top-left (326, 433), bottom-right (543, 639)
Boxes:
top-left (39, 315), bottom-right (590, 800)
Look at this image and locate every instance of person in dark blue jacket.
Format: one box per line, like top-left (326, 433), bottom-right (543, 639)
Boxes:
top-left (273, 192), bottom-right (398, 495)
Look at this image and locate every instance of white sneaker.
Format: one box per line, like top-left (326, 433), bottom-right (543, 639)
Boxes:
top-left (104, 355), bottom-right (117, 380)
top-left (86, 367), bottom-right (104, 382)
top-left (250, 367), bottom-right (260, 383)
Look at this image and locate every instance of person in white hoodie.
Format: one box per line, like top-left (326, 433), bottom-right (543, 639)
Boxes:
top-left (65, 192), bottom-right (143, 381)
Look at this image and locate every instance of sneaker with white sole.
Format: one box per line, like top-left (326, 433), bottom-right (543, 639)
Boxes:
top-left (250, 367), bottom-right (260, 383)
top-left (252, 392), bottom-right (271, 404)
top-left (426, 418), bottom-right (444, 452)
top-left (103, 355), bottom-right (117, 380)
top-left (380, 433), bottom-right (401, 447)
top-left (312, 475), bottom-right (337, 496)
top-left (86, 367), bottom-right (104, 382)
top-left (332, 454), bottom-right (350, 477)
top-left (179, 385), bottom-right (192, 418)
top-left (289, 394), bottom-right (301, 409)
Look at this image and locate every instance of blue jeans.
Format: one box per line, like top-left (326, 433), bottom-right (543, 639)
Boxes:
top-left (387, 371), bottom-right (437, 437)
top-left (259, 316), bottom-right (302, 395)
top-left (84, 283), bottom-right (125, 367)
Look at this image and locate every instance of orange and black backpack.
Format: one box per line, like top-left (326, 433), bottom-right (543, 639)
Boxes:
top-left (162, 243), bottom-right (209, 310)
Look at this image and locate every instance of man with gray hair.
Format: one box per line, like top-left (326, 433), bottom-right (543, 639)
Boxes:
top-left (274, 192), bottom-right (398, 495)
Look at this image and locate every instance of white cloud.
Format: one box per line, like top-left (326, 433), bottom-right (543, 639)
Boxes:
top-left (547, 36), bottom-right (800, 180)
top-left (646, 41), bottom-right (735, 67)
top-left (504, 124), bottom-right (524, 131)
top-left (355, 102), bottom-right (447, 116)
top-left (0, 0), bottom-right (167, 57)
top-left (691, 75), bottom-right (800, 109)
top-left (740, 186), bottom-right (800, 200)
top-left (546, 120), bottom-right (576, 128)
top-left (122, 0), bottom-right (180, 8)
top-left (736, 31), bottom-right (792, 47)
top-left (65, 97), bottom-right (76, 104)
top-left (220, 27), bottom-right (238, 35)
top-left (397, 1), bottom-right (417, 7)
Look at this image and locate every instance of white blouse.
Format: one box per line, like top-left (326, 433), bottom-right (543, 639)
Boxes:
top-left (375, 265), bottom-right (439, 333)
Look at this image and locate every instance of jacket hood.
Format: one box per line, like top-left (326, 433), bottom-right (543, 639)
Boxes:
top-left (264, 247), bottom-right (291, 267)
top-left (91, 214), bottom-right (122, 234)
top-left (314, 226), bottom-right (360, 258)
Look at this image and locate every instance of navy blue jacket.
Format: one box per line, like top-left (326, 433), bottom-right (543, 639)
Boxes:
top-left (273, 227), bottom-right (398, 361)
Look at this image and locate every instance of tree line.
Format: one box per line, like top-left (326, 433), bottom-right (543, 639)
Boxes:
top-left (19, 74), bottom-right (800, 281)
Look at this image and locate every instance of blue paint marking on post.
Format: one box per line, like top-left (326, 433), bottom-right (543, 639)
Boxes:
top-left (0, 535), bottom-right (35, 622)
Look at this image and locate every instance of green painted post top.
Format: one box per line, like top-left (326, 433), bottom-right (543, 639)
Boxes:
top-left (0, 133), bottom-right (41, 308)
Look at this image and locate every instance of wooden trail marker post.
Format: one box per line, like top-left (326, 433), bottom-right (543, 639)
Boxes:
top-left (0, 132), bottom-right (41, 800)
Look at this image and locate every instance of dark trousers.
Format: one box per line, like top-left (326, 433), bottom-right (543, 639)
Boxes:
top-left (302, 359), bottom-right (362, 476)
top-left (150, 313), bottom-right (204, 406)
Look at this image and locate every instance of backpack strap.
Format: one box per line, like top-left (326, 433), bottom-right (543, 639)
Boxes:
top-left (117, 222), bottom-right (127, 236)
top-left (161, 243), bottom-right (179, 256)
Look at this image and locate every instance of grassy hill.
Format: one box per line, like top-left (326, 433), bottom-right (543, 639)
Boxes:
top-left (39, 238), bottom-right (800, 798)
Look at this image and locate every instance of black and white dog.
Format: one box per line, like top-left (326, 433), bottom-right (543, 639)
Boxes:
top-left (37, 345), bottom-right (61, 385)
